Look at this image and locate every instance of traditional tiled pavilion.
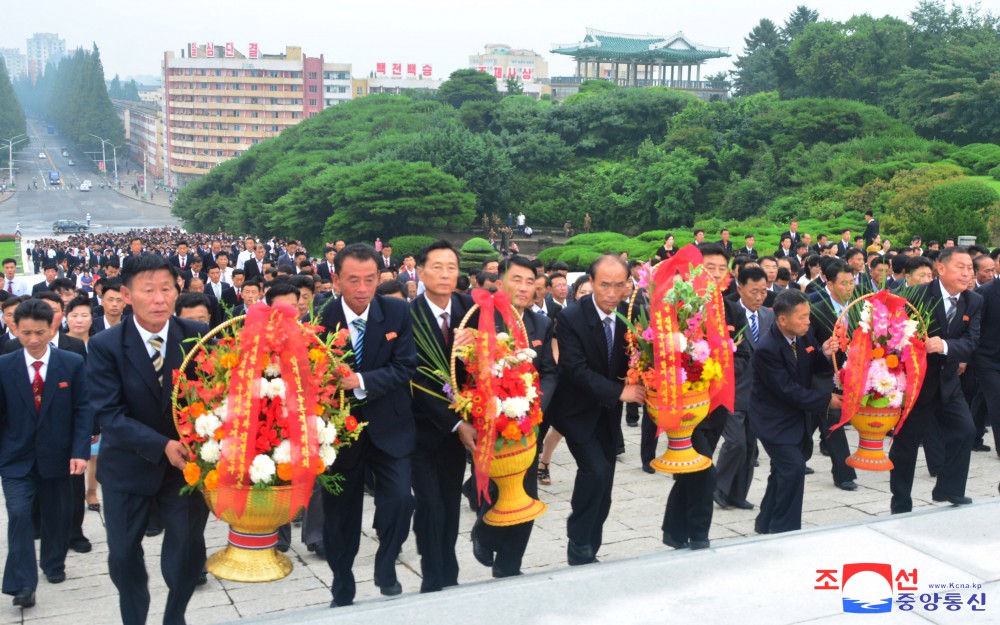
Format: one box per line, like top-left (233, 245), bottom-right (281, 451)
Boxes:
top-left (551, 28), bottom-right (729, 88)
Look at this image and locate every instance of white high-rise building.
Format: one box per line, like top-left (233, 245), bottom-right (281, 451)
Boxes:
top-left (25, 33), bottom-right (66, 81)
top-left (0, 48), bottom-right (27, 80)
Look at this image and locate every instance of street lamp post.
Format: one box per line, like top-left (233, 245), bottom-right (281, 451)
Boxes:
top-left (87, 133), bottom-right (119, 181)
top-left (0, 134), bottom-right (27, 188)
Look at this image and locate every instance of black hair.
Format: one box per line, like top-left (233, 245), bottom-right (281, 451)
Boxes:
top-left (51, 278), bottom-right (76, 292)
top-left (1, 258), bottom-right (15, 266)
top-left (822, 260), bottom-right (851, 283)
top-left (1, 296), bottom-right (23, 311)
top-left (415, 240), bottom-right (460, 267)
top-left (773, 289), bottom-right (809, 318)
top-left (175, 292), bottom-right (212, 315)
top-left (376, 281), bottom-right (406, 297)
top-left (276, 263), bottom-right (297, 275)
top-left (65, 294), bottom-right (93, 316)
top-left (456, 275), bottom-right (471, 291)
top-left (890, 254), bottom-right (909, 274)
top-left (497, 255), bottom-right (535, 277)
top-left (333, 243), bottom-right (381, 274)
top-left (693, 228), bottom-right (705, 236)
top-left (102, 279), bottom-right (123, 294)
top-left (121, 254), bottom-right (178, 288)
top-left (264, 281), bottom-right (301, 305)
top-left (43, 262), bottom-right (58, 272)
top-left (936, 246), bottom-right (970, 266)
top-left (290, 275), bottom-right (315, 293)
top-left (478, 272), bottom-right (499, 284)
top-left (241, 278), bottom-right (264, 292)
top-left (551, 261), bottom-right (570, 273)
top-left (33, 291), bottom-right (63, 308)
top-left (776, 267), bottom-right (792, 282)
top-left (699, 243), bottom-right (729, 261)
top-left (844, 248), bottom-right (864, 262)
top-left (737, 266), bottom-right (767, 286)
top-left (14, 298), bottom-right (54, 326)
top-left (906, 256), bottom-right (934, 274)
top-left (106, 256), bottom-right (121, 269)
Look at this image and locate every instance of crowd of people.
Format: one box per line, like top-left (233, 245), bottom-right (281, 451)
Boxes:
top-left (0, 215), bottom-right (997, 622)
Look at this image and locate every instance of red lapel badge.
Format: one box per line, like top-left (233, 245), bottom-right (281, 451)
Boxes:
top-left (385, 332), bottom-right (398, 341)
top-left (805, 346), bottom-right (815, 354)
top-left (59, 382), bottom-right (69, 389)
top-left (963, 315), bottom-right (969, 322)
top-left (532, 339), bottom-right (542, 347)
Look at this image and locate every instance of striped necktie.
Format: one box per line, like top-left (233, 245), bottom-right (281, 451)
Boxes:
top-left (946, 296), bottom-right (958, 328)
top-left (352, 319), bottom-right (366, 369)
top-left (749, 312), bottom-right (759, 343)
top-left (149, 335), bottom-right (164, 384)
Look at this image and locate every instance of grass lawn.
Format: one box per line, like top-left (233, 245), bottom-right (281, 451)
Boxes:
top-left (969, 175), bottom-right (1000, 195)
top-left (0, 241), bottom-right (18, 271)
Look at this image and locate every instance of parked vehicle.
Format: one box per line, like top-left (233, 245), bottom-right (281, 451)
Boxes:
top-left (52, 220), bottom-right (88, 234)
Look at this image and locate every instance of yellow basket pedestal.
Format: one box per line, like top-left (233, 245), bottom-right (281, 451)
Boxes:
top-left (846, 406), bottom-right (901, 472)
top-left (483, 431), bottom-right (547, 527)
top-left (646, 389), bottom-right (713, 475)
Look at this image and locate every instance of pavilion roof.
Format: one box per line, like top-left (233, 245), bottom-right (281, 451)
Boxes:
top-left (551, 28), bottom-right (729, 62)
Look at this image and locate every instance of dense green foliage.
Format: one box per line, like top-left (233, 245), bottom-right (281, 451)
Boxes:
top-left (107, 75), bottom-right (141, 102)
top-left (734, 2), bottom-right (1000, 145)
top-left (14, 45), bottom-right (124, 154)
top-left (0, 61), bottom-right (27, 171)
top-left (459, 237), bottom-right (499, 273)
top-left (387, 235), bottom-right (439, 259)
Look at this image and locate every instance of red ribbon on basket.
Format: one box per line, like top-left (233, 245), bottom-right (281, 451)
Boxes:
top-left (705, 272), bottom-right (735, 413)
top-left (215, 304), bottom-right (319, 520)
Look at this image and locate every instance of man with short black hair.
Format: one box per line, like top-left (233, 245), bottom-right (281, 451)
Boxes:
top-left (863, 211), bottom-right (880, 249)
top-left (2, 259), bottom-right (26, 297)
top-left (31, 264), bottom-right (58, 296)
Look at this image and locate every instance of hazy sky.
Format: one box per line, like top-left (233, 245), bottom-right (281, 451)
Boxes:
top-left (2, 0), bottom-right (929, 82)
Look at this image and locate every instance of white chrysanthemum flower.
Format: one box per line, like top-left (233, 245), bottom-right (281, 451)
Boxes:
top-left (194, 413), bottom-right (223, 439)
top-left (502, 397), bottom-right (530, 419)
top-left (874, 372), bottom-right (897, 395)
top-left (264, 359), bottom-right (281, 378)
top-left (903, 319), bottom-right (919, 340)
top-left (200, 439), bottom-right (221, 463)
top-left (312, 416), bottom-right (326, 434)
top-left (496, 332), bottom-right (510, 341)
top-left (217, 399), bottom-right (230, 422)
top-left (248, 454), bottom-right (276, 484)
top-left (272, 440), bottom-right (292, 465)
top-left (888, 391), bottom-right (904, 408)
top-left (319, 444), bottom-right (337, 467)
top-left (319, 423), bottom-right (339, 446)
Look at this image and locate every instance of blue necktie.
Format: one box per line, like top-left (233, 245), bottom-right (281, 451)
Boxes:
top-left (603, 317), bottom-right (614, 369)
top-left (352, 318), bottom-right (366, 369)
top-left (749, 312), bottom-right (759, 343)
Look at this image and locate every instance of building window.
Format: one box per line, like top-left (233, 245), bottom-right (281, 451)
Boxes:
top-left (292, 112), bottom-right (300, 119)
top-left (308, 85), bottom-right (317, 93)
top-left (357, 87), bottom-right (363, 95)
top-left (272, 125), bottom-right (279, 131)
top-left (270, 85), bottom-right (278, 91)
top-left (309, 99), bottom-right (317, 106)
top-left (308, 72), bottom-right (317, 79)
top-left (272, 111), bottom-right (279, 118)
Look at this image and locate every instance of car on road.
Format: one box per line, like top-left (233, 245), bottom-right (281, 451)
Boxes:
top-left (79, 181), bottom-right (92, 192)
top-left (52, 220), bottom-right (88, 234)
top-left (61, 150), bottom-right (69, 157)
top-left (67, 159), bottom-right (75, 166)
top-left (38, 152), bottom-right (46, 159)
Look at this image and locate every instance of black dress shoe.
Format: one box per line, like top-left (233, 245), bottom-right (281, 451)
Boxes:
top-left (616, 446), bottom-right (626, 456)
top-left (731, 499), bottom-right (755, 510)
top-left (471, 529), bottom-right (494, 567)
top-left (661, 533), bottom-right (689, 549)
top-left (641, 463), bottom-right (655, 474)
top-left (973, 443), bottom-right (991, 452)
top-left (626, 420), bottom-right (639, 427)
top-left (12, 589), bottom-right (34, 607)
top-left (462, 478), bottom-right (478, 512)
top-left (196, 568), bottom-right (208, 586)
top-left (70, 538), bottom-right (92, 553)
top-left (308, 542), bottom-right (326, 558)
top-left (835, 480), bottom-right (858, 491)
top-left (712, 489), bottom-right (729, 509)
top-left (932, 494), bottom-right (973, 506)
top-left (330, 598), bottom-right (352, 608)
top-left (45, 572), bottom-right (66, 584)
top-left (378, 581), bottom-right (403, 596)
top-left (567, 541), bottom-right (596, 566)
top-left (803, 466), bottom-right (815, 475)
top-left (689, 539), bottom-right (711, 550)
top-left (276, 544), bottom-right (289, 553)
top-left (144, 527), bottom-right (163, 538)
top-left (492, 567), bottom-right (522, 578)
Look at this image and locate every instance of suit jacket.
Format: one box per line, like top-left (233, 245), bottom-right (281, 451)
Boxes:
top-left (748, 323), bottom-right (832, 446)
top-left (547, 296), bottom-right (628, 442)
top-left (4, 332), bottom-right (87, 359)
top-left (169, 253), bottom-right (194, 271)
top-left (320, 294), bottom-right (417, 458)
top-left (0, 348), bottom-right (92, 479)
top-left (205, 281), bottom-right (238, 324)
top-left (410, 293), bottom-right (474, 446)
top-left (378, 256), bottom-right (396, 271)
top-left (89, 316), bottom-right (209, 496)
top-left (863, 219), bottom-right (880, 248)
top-left (718, 240), bottom-right (734, 254)
top-left (397, 267), bottom-right (419, 285)
top-left (521, 308), bottom-right (558, 414)
top-left (31, 281), bottom-right (54, 295)
top-left (738, 247), bottom-right (759, 260)
top-left (316, 262), bottom-right (336, 282)
top-left (729, 301), bottom-right (774, 414)
top-left (243, 258), bottom-right (267, 281)
top-left (974, 280), bottom-right (1000, 366)
top-left (836, 241), bottom-right (852, 258)
top-left (910, 280), bottom-right (982, 406)
top-left (782, 231), bottom-right (800, 245)
top-left (535, 298), bottom-right (561, 322)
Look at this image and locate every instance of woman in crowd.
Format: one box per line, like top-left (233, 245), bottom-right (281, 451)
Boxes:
top-left (65, 294), bottom-right (101, 511)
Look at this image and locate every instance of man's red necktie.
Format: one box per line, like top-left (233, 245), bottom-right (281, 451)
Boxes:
top-left (31, 361), bottom-right (43, 411)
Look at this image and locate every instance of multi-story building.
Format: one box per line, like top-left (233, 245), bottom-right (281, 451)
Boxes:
top-left (469, 44), bottom-right (549, 82)
top-left (25, 33), bottom-right (66, 81)
top-left (0, 48), bottom-right (27, 80)
top-left (114, 100), bottom-right (165, 184)
top-left (162, 44), bottom-right (352, 187)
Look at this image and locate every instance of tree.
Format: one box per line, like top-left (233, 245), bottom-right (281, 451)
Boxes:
top-left (782, 5), bottom-right (819, 40)
top-left (0, 60), bottom-right (26, 160)
top-left (732, 19), bottom-right (783, 96)
top-left (504, 77), bottom-right (523, 96)
top-left (437, 69), bottom-right (500, 109)
top-left (323, 161), bottom-right (476, 241)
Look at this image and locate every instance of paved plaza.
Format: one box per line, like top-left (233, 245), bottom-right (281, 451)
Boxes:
top-left (0, 421), bottom-right (996, 624)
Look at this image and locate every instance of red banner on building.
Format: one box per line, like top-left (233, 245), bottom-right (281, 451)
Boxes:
top-left (392, 63), bottom-right (402, 76)
top-left (248, 43), bottom-right (259, 59)
top-left (407, 63), bottom-right (416, 76)
top-left (376, 62), bottom-right (386, 75)
top-left (225, 42), bottom-right (235, 58)
top-left (205, 42), bottom-right (215, 58)
top-left (189, 42), bottom-right (198, 57)
top-left (422, 64), bottom-right (433, 77)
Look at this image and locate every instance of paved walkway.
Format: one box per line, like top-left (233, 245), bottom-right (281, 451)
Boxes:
top-left (0, 421), bottom-right (996, 624)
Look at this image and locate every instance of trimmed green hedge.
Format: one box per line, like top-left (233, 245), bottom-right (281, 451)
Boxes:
top-left (387, 235), bottom-right (437, 259)
top-left (459, 237), bottom-right (499, 273)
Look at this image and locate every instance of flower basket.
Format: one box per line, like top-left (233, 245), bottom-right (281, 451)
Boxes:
top-left (645, 387), bottom-right (713, 474)
top-left (448, 291), bottom-right (546, 526)
top-left (171, 304), bottom-right (361, 582)
top-left (830, 291), bottom-right (928, 472)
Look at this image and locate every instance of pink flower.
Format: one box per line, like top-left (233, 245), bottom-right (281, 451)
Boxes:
top-left (642, 326), bottom-right (656, 342)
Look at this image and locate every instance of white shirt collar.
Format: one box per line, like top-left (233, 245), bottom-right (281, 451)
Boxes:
top-left (592, 297), bottom-right (616, 326)
top-left (825, 287), bottom-right (846, 314)
top-left (425, 295), bottom-right (452, 322)
top-left (739, 300), bottom-right (757, 318)
top-left (939, 281), bottom-right (960, 301)
top-left (24, 344), bottom-right (52, 375)
top-left (133, 316), bottom-right (170, 359)
top-left (341, 298), bottom-right (370, 326)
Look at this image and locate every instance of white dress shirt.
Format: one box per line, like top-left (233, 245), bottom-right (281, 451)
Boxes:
top-left (938, 282), bottom-right (960, 356)
top-left (24, 344), bottom-right (52, 383)
top-left (133, 317), bottom-right (170, 361)
top-left (425, 297), bottom-right (461, 432)
top-left (592, 297), bottom-right (616, 334)
top-left (342, 299), bottom-right (370, 400)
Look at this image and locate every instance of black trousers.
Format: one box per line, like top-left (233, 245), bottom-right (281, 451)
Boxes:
top-left (640, 408), bottom-right (659, 467)
top-left (715, 410), bottom-right (757, 505)
top-left (277, 483), bottom-right (324, 550)
top-left (755, 439), bottom-right (806, 534)
top-left (564, 419), bottom-right (617, 554)
top-left (625, 402), bottom-right (640, 425)
top-left (70, 473), bottom-right (86, 541)
top-left (889, 391), bottom-right (975, 513)
top-left (803, 374), bottom-right (857, 484)
top-left (474, 447), bottom-right (539, 576)
top-left (321, 431), bottom-right (414, 606)
top-left (1, 470), bottom-right (70, 595)
top-left (411, 428), bottom-right (465, 593)
top-left (974, 362), bottom-right (1000, 451)
top-left (103, 471), bottom-right (208, 625)
top-left (662, 408), bottom-right (726, 543)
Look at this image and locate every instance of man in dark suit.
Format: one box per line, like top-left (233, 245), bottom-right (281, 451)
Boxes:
top-left (397, 254), bottom-right (418, 286)
top-left (31, 264), bottom-right (58, 296)
top-left (168, 241), bottom-right (193, 273)
top-left (974, 277), bottom-right (1000, 453)
top-left (660, 245), bottom-right (749, 550)
top-left (544, 273), bottom-right (569, 312)
top-left (88, 255), bottom-right (210, 625)
top-left (836, 229), bottom-right (852, 258)
top-left (774, 236), bottom-right (795, 259)
top-left (548, 255), bottom-right (644, 565)
top-left (782, 221), bottom-right (800, 246)
top-left (749, 290), bottom-right (839, 534)
top-left (862, 211), bottom-right (880, 250)
top-left (472, 255), bottom-right (558, 578)
top-left (276, 240), bottom-right (299, 268)
top-left (0, 300), bottom-right (91, 608)
top-left (320, 244), bottom-right (417, 608)
top-left (716, 266), bottom-right (772, 509)
top-left (316, 247), bottom-right (337, 282)
top-left (718, 228), bottom-right (734, 254)
top-left (204, 266), bottom-right (237, 325)
top-left (409, 241), bottom-right (474, 593)
top-left (377, 244), bottom-right (396, 273)
top-left (740, 235), bottom-right (759, 260)
top-left (889, 247), bottom-right (982, 513)
top-left (805, 261), bottom-right (859, 491)
top-left (242, 245), bottom-right (269, 281)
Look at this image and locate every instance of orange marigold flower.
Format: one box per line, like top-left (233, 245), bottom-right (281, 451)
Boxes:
top-left (214, 429), bottom-right (225, 441)
top-left (219, 353), bottom-right (239, 370)
top-left (872, 347), bottom-right (885, 360)
top-left (276, 462), bottom-right (294, 482)
top-left (183, 462), bottom-right (201, 486)
top-left (189, 402), bottom-right (206, 419)
top-left (309, 348), bottom-right (326, 363)
top-left (501, 422), bottom-right (522, 441)
top-left (203, 470), bottom-right (219, 491)
top-left (886, 354), bottom-right (900, 369)
top-left (312, 459), bottom-right (326, 475)
top-left (344, 416), bottom-right (359, 432)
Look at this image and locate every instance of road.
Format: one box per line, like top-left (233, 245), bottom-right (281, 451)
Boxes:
top-left (0, 120), bottom-right (181, 241)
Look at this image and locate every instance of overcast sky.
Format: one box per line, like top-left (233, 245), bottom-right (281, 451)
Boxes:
top-left (3, 0), bottom-right (930, 82)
